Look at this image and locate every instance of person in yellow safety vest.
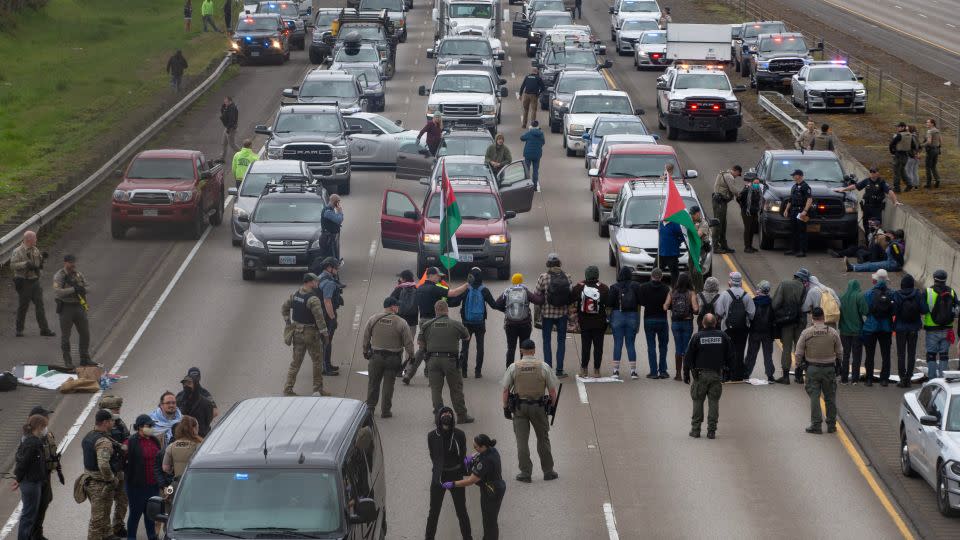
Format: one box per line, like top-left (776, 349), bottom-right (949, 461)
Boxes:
top-left (232, 139), bottom-right (258, 187)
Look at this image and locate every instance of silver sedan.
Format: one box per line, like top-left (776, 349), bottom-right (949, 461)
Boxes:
top-left (342, 113), bottom-right (420, 169)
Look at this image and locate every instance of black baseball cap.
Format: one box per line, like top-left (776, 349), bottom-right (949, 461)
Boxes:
top-left (63, 254), bottom-right (76, 262)
top-left (520, 339), bottom-right (536, 350)
top-left (30, 406), bottom-right (53, 417)
top-left (134, 414), bottom-right (156, 429)
top-left (383, 296), bottom-right (399, 308)
top-left (426, 266), bottom-right (442, 276)
top-left (791, 169), bottom-right (804, 177)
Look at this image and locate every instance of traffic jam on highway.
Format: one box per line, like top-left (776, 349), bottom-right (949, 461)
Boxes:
top-left (10, 0), bottom-right (960, 539)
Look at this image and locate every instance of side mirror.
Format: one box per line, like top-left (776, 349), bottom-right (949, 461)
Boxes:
top-left (282, 88), bottom-right (298, 98)
top-left (588, 168), bottom-right (600, 177)
top-left (605, 216), bottom-right (618, 226)
top-left (237, 214), bottom-right (250, 223)
top-left (744, 172), bottom-right (758, 181)
top-left (608, 7), bottom-right (615, 13)
top-left (499, 87), bottom-right (508, 97)
top-left (426, 48), bottom-right (435, 58)
top-left (227, 187), bottom-right (238, 196)
top-left (684, 169), bottom-right (698, 179)
top-left (708, 218), bottom-right (721, 227)
top-left (920, 414), bottom-right (940, 427)
top-left (603, 59), bottom-right (613, 69)
top-left (395, 119), bottom-right (403, 126)
top-left (796, 77), bottom-right (805, 82)
top-left (733, 85), bottom-right (747, 92)
top-left (634, 108), bottom-right (644, 116)
top-left (656, 82), bottom-right (668, 91)
top-left (504, 210), bottom-right (517, 219)
top-left (349, 498), bottom-right (379, 524)
top-left (418, 177), bottom-right (430, 185)
top-left (857, 75), bottom-right (864, 81)
top-left (402, 210), bottom-right (419, 219)
top-left (418, 85), bottom-right (428, 96)
top-left (497, 51), bottom-right (505, 60)
top-left (499, 78), bottom-right (507, 86)
top-left (145, 496), bottom-right (168, 523)
top-left (254, 124), bottom-right (272, 135)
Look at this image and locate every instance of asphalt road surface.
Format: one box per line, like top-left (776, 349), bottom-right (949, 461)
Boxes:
top-left (4, 0), bottom-right (960, 538)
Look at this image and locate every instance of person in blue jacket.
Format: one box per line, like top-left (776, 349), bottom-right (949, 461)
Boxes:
top-left (520, 120), bottom-right (545, 190)
top-left (658, 220), bottom-right (684, 284)
top-left (862, 269), bottom-right (895, 387)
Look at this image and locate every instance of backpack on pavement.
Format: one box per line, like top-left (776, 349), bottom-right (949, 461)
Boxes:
top-left (464, 285), bottom-right (486, 323)
top-left (899, 290), bottom-right (922, 324)
top-left (818, 286), bottom-right (841, 325)
top-left (725, 290), bottom-right (749, 331)
top-left (397, 286), bottom-right (418, 319)
top-left (930, 288), bottom-right (957, 326)
top-left (869, 288), bottom-right (895, 319)
top-left (504, 286), bottom-right (530, 322)
top-left (580, 284), bottom-right (601, 314)
top-left (547, 272), bottom-right (572, 307)
top-left (671, 290), bottom-right (692, 320)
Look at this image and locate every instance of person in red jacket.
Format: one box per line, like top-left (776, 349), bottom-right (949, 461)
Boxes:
top-left (417, 114), bottom-right (444, 156)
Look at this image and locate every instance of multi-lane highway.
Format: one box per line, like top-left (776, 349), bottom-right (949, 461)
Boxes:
top-left (4, 0), bottom-right (960, 538)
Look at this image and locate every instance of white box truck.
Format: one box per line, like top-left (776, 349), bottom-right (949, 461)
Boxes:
top-left (665, 23), bottom-right (732, 62)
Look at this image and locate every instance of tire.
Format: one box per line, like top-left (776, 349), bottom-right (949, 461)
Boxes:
top-left (666, 125), bottom-right (679, 140)
top-left (609, 247), bottom-right (617, 267)
top-left (900, 430), bottom-right (916, 477)
top-left (339, 180), bottom-right (351, 195)
top-left (188, 207), bottom-right (205, 240)
top-left (309, 50), bottom-right (325, 64)
top-left (210, 190), bottom-right (224, 226)
top-left (598, 219), bottom-right (609, 238)
top-left (725, 129), bottom-right (738, 142)
top-left (232, 238), bottom-right (241, 247)
top-left (242, 268), bottom-right (255, 281)
top-left (110, 221), bottom-right (127, 240)
top-left (566, 147), bottom-right (575, 157)
top-left (497, 263), bottom-right (510, 280)
top-left (938, 463), bottom-right (959, 517)
top-left (550, 119), bottom-right (561, 133)
top-left (803, 97), bottom-right (812, 114)
top-left (592, 200), bottom-right (599, 222)
top-left (759, 222), bottom-right (774, 250)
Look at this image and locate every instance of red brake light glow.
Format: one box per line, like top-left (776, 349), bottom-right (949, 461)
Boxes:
top-left (711, 104), bottom-right (720, 110)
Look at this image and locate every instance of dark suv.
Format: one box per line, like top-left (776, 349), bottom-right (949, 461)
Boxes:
top-left (231, 13), bottom-right (291, 65)
top-left (533, 43), bottom-right (611, 89)
top-left (733, 21), bottom-right (786, 76)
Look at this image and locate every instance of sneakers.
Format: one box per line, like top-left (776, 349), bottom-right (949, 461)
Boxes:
top-left (827, 425), bottom-right (837, 433)
top-left (767, 377), bottom-right (777, 384)
top-left (630, 370), bottom-right (639, 380)
top-left (842, 257), bottom-right (852, 272)
top-left (40, 330), bottom-right (55, 337)
top-left (645, 373), bottom-right (658, 379)
top-left (401, 376), bottom-right (411, 385)
top-left (593, 368), bottom-right (601, 378)
top-left (556, 370), bottom-right (568, 379)
top-left (380, 411), bottom-right (393, 419)
top-left (658, 372), bottom-right (670, 379)
top-left (775, 376), bottom-right (790, 385)
top-left (612, 369), bottom-right (620, 379)
top-left (579, 368), bottom-right (588, 378)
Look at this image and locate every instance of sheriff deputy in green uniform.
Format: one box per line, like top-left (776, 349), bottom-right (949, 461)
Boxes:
top-left (420, 300), bottom-right (474, 423)
top-left (281, 273), bottom-right (330, 396)
top-left (81, 409), bottom-right (121, 540)
top-left (795, 307), bottom-right (842, 434)
top-left (231, 139), bottom-right (258, 187)
top-left (362, 296), bottom-right (414, 418)
top-left (685, 314), bottom-right (734, 439)
top-left (501, 339), bottom-right (559, 483)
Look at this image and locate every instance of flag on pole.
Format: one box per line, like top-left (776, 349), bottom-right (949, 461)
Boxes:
top-left (439, 162), bottom-right (462, 270)
top-left (661, 175), bottom-right (702, 272)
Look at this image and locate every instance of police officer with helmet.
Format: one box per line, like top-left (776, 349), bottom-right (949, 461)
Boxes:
top-left (795, 307), bottom-right (842, 434)
top-left (362, 296), bottom-right (414, 418)
top-left (782, 169), bottom-right (812, 257)
top-left (685, 314), bottom-right (734, 439)
top-left (501, 339), bottom-right (559, 483)
top-left (834, 166), bottom-right (902, 232)
top-left (281, 273), bottom-right (330, 396)
top-left (420, 300), bottom-right (474, 423)
top-left (98, 395), bottom-right (131, 537)
top-left (82, 409), bottom-right (122, 540)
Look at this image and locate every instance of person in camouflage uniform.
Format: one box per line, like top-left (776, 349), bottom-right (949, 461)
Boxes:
top-left (98, 396), bottom-right (130, 537)
top-left (82, 409), bottom-right (121, 540)
top-left (10, 231), bottom-right (55, 337)
top-left (281, 273), bottom-right (330, 396)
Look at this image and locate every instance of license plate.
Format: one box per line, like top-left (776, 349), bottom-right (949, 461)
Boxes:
top-left (806, 224), bottom-right (821, 233)
top-left (251, 51), bottom-right (260, 57)
top-left (458, 253), bottom-right (474, 262)
top-left (833, 98), bottom-right (845, 105)
top-left (278, 256), bottom-right (297, 265)
top-left (143, 209), bottom-right (158, 217)
top-left (782, 78), bottom-right (791, 86)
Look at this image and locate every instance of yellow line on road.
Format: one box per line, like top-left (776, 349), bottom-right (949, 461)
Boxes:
top-left (817, 0), bottom-right (960, 58)
top-left (720, 253), bottom-right (915, 540)
top-left (601, 68), bottom-right (618, 90)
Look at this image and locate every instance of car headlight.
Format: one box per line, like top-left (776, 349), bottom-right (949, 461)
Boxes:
top-left (488, 234), bottom-right (508, 244)
top-left (481, 104), bottom-right (495, 114)
top-left (244, 232), bottom-right (264, 249)
top-left (332, 145), bottom-right (349, 159)
top-left (855, 89), bottom-right (866, 96)
top-left (763, 199), bottom-right (781, 213)
top-left (112, 190), bottom-right (131, 202)
top-left (552, 99), bottom-right (567, 109)
top-left (310, 238), bottom-right (321, 249)
top-left (272, 39), bottom-right (282, 49)
top-left (267, 146), bottom-right (283, 159)
top-left (174, 191), bottom-right (194, 202)
top-left (725, 101), bottom-right (740, 112)
top-left (951, 462), bottom-right (960, 476)
top-left (234, 207), bottom-right (249, 220)
top-left (758, 61), bottom-right (769, 70)
top-left (844, 200), bottom-right (857, 214)
top-left (231, 41), bottom-right (241, 50)
top-left (618, 245), bottom-right (642, 254)
top-left (568, 123), bottom-right (584, 135)
top-left (808, 90), bottom-right (823, 97)
top-left (602, 193), bottom-right (618, 204)
top-left (423, 233), bottom-right (440, 244)
top-left (426, 104), bottom-right (439, 115)
top-left (668, 100), bottom-right (683, 112)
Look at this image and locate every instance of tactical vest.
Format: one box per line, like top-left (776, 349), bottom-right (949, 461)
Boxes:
top-left (320, 275), bottom-right (344, 310)
top-left (790, 182), bottom-right (809, 206)
top-left (895, 133), bottom-right (912, 152)
top-left (291, 290), bottom-right (317, 325)
top-left (513, 358), bottom-right (547, 399)
top-left (802, 325), bottom-right (837, 363)
top-left (863, 181), bottom-right (885, 208)
top-left (167, 440), bottom-right (200, 478)
top-left (321, 207), bottom-right (342, 234)
top-left (82, 431), bottom-right (106, 472)
top-left (812, 133), bottom-right (831, 150)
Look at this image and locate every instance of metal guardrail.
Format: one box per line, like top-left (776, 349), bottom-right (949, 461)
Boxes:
top-left (0, 54), bottom-right (234, 265)
top-left (758, 91), bottom-right (805, 137)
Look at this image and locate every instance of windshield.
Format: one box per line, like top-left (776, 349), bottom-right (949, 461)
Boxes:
top-left (237, 17), bottom-right (279, 31)
top-left (532, 0), bottom-right (565, 11)
top-left (433, 74), bottom-right (492, 93)
top-left (640, 31), bottom-right (666, 44)
top-left (570, 95), bottom-right (632, 114)
top-left (947, 396), bottom-right (960, 432)
top-left (438, 39), bottom-right (492, 56)
top-left (315, 13), bottom-right (338, 26)
top-left (428, 192), bottom-right (499, 219)
top-left (759, 36), bottom-right (807, 53)
top-left (359, 0), bottom-right (403, 10)
top-left (258, 2), bottom-right (298, 16)
top-left (368, 115), bottom-right (405, 134)
top-left (127, 158), bottom-right (195, 180)
top-left (620, 19), bottom-right (657, 31)
top-left (594, 120), bottom-right (647, 137)
top-left (545, 49), bottom-right (596, 65)
top-left (619, 0), bottom-right (658, 12)
top-left (343, 67), bottom-right (381, 87)
top-left (622, 196), bottom-right (696, 228)
top-left (169, 469), bottom-right (340, 534)
top-left (239, 172), bottom-right (304, 196)
top-left (769, 159), bottom-right (844, 182)
top-left (253, 198), bottom-right (325, 222)
top-left (604, 154), bottom-right (679, 177)
top-left (533, 13), bottom-right (572, 29)
top-left (557, 76), bottom-right (607, 93)
top-left (674, 74), bottom-right (731, 91)
top-left (439, 136), bottom-right (490, 156)
top-left (274, 113), bottom-right (342, 133)
top-left (300, 80), bottom-right (358, 99)
top-left (743, 22), bottom-right (786, 39)
top-left (449, 4), bottom-right (493, 17)
top-left (340, 25), bottom-right (385, 39)
top-left (334, 47), bottom-right (380, 63)
top-left (807, 66), bottom-right (857, 82)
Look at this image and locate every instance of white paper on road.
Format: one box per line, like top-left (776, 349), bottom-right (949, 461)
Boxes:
top-left (745, 378), bottom-right (770, 385)
top-left (357, 371), bottom-right (369, 376)
top-left (577, 376), bottom-right (623, 383)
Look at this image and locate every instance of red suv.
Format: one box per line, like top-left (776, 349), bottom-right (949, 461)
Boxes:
top-left (587, 143), bottom-right (697, 236)
top-left (379, 155), bottom-right (534, 278)
top-left (111, 150), bottom-right (225, 239)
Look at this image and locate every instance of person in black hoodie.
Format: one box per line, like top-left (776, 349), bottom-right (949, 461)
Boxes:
top-left (571, 266), bottom-right (610, 378)
top-left (14, 415), bottom-right (48, 540)
top-left (449, 267), bottom-right (498, 378)
top-left (176, 367), bottom-right (218, 416)
top-left (608, 266), bottom-right (641, 379)
top-left (177, 373), bottom-right (215, 436)
top-left (425, 407), bottom-right (472, 540)
top-left (744, 280), bottom-right (776, 382)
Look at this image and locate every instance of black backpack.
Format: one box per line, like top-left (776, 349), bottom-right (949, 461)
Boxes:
top-left (898, 290), bottom-right (922, 324)
top-left (397, 286), bottom-right (418, 319)
top-left (619, 283), bottom-right (639, 311)
top-left (697, 293), bottom-right (718, 328)
top-left (0, 371), bottom-right (16, 392)
top-left (869, 288), bottom-right (895, 319)
top-left (547, 272), bottom-right (572, 307)
top-left (930, 288), bottom-right (956, 326)
top-left (725, 290), bottom-right (749, 331)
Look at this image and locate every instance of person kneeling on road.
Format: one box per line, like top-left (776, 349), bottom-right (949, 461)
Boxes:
top-left (795, 307), bottom-right (842, 434)
top-left (685, 314), bottom-right (734, 440)
top-left (362, 296), bottom-right (414, 418)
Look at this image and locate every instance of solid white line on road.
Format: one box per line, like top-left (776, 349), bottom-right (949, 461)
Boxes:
top-left (511, 72), bottom-right (516, 79)
top-left (410, 75), bottom-right (415, 82)
top-left (576, 377), bottom-right (588, 403)
top-left (415, 57), bottom-right (420, 65)
top-left (405, 96), bottom-right (410, 104)
top-left (948, 23), bottom-right (957, 28)
top-left (603, 503), bottom-right (620, 540)
top-left (0, 196), bottom-right (229, 539)
top-left (918, 12), bottom-right (927, 17)
top-left (369, 239), bottom-right (378, 260)
top-left (352, 304), bottom-right (363, 332)
top-left (543, 226), bottom-right (552, 242)
top-left (508, 55), bottom-right (512, 62)
top-left (894, 4), bottom-right (902, 8)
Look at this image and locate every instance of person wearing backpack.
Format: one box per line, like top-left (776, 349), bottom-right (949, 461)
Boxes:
top-left (608, 266), bottom-right (643, 379)
top-left (844, 230), bottom-right (905, 273)
top-left (663, 272), bottom-right (699, 382)
top-left (923, 269), bottom-right (958, 379)
top-left (838, 280), bottom-right (869, 384)
top-left (803, 275), bottom-right (841, 330)
top-left (771, 269), bottom-right (808, 384)
top-left (639, 268), bottom-right (672, 379)
top-left (745, 280), bottom-right (776, 383)
top-left (449, 267), bottom-right (498, 378)
top-left (571, 266), bottom-right (610, 378)
top-left (391, 270), bottom-right (421, 332)
top-left (535, 253), bottom-right (574, 378)
top-left (862, 269), bottom-right (895, 386)
top-left (696, 277), bottom-right (722, 331)
top-left (894, 274), bottom-right (928, 388)
top-left (713, 272), bottom-right (755, 380)
top-left (495, 273), bottom-right (544, 368)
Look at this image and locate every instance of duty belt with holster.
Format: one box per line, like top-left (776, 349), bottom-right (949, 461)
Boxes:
top-left (507, 393), bottom-right (549, 411)
top-left (428, 352), bottom-right (458, 358)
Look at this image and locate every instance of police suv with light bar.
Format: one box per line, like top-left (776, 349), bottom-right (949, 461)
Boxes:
top-left (790, 60), bottom-right (866, 113)
top-left (655, 64), bottom-right (745, 141)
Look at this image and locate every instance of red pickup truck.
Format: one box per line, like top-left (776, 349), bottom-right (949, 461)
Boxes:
top-left (111, 150), bottom-right (226, 240)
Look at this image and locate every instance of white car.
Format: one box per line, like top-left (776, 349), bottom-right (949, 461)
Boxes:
top-left (899, 374), bottom-right (960, 517)
top-left (614, 16), bottom-right (659, 55)
top-left (419, 70), bottom-right (505, 135)
top-left (790, 61), bottom-right (866, 113)
top-left (342, 113), bottom-right (419, 168)
top-left (586, 133), bottom-right (657, 171)
top-left (609, 0), bottom-right (660, 40)
top-left (633, 29), bottom-right (667, 69)
top-left (563, 90), bottom-right (640, 157)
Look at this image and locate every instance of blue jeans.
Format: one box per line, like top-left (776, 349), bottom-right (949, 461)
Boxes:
top-left (525, 157), bottom-right (541, 189)
top-left (126, 484), bottom-right (160, 540)
top-left (542, 315), bottom-right (568, 372)
top-left (925, 329), bottom-right (950, 378)
top-left (611, 311), bottom-right (639, 362)
top-left (671, 320), bottom-right (694, 356)
top-left (851, 257), bottom-right (901, 273)
top-left (17, 480), bottom-right (42, 540)
top-left (644, 318), bottom-right (669, 375)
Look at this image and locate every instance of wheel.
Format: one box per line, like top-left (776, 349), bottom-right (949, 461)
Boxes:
top-left (900, 431), bottom-right (916, 477)
top-left (938, 463), bottom-right (960, 516)
top-left (242, 268), bottom-right (255, 281)
top-left (635, 59), bottom-right (642, 71)
top-left (188, 207), bottom-right (205, 240)
top-left (592, 199), bottom-right (599, 222)
top-left (609, 247), bottom-right (617, 267)
top-left (232, 238), bottom-right (241, 247)
top-left (497, 263), bottom-right (510, 280)
top-left (309, 50), bottom-right (325, 64)
top-left (110, 221), bottom-right (127, 240)
top-left (566, 146), bottom-right (575, 157)
top-left (210, 190), bottom-right (224, 226)
top-left (803, 96), bottom-right (812, 114)
top-left (759, 222), bottom-right (774, 250)
top-left (339, 180), bottom-right (351, 195)
top-left (561, 133), bottom-right (567, 149)
top-left (724, 128), bottom-right (738, 142)
top-left (550, 119), bottom-right (561, 133)
top-left (598, 219), bottom-right (609, 237)
top-left (666, 125), bottom-right (679, 140)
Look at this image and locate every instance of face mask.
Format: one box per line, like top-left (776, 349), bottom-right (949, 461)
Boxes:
top-left (439, 415), bottom-right (454, 428)
top-left (752, 183), bottom-right (760, 190)
top-left (142, 427), bottom-right (154, 436)
top-left (467, 273), bottom-right (475, 284)
top-left (41, 428), bottom-right (49, 437)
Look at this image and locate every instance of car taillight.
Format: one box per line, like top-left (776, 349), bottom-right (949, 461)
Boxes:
top-left (690, 104), bottom-right (697, 110)
top-left (651, 53), bottom-right (661, 59)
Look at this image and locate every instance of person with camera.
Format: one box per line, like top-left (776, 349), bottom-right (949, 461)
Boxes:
top-left (319, 194), bottom-right (344, 262)
top-left (53, 254), bottom-right (92, 368)
top-left (11, 231), bottom-right (55, 338)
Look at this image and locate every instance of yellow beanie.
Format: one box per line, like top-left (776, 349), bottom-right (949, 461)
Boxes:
top-left (511, 273), bottom-right (523, 285)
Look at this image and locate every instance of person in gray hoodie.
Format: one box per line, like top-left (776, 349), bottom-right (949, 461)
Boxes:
top-left (714, 272), bottom-right (755, 380)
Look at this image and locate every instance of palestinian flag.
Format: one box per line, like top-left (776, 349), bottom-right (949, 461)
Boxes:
top-left (439, 162), bottom-right (462, 270)
top-left (662, 175), bottom-right (702, 272)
